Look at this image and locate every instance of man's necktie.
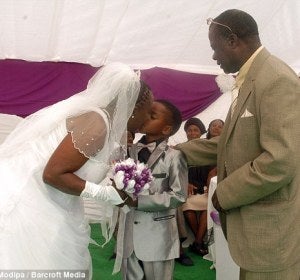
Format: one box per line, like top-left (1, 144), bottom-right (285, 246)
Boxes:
top-left (230, 84), bottom-right (239, 118)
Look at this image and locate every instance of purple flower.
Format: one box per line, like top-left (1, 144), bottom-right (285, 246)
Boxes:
top-left (113, 158), bottom-right (153, 197)
top-left (210, 211), bottom-right (221, 226)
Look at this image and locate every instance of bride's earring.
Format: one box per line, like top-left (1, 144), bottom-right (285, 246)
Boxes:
top-left (131, 115), bottom-right (135, 119)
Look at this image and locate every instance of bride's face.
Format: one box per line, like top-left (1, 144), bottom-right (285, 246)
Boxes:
top-left (127, 95), bottom-right (153, 133)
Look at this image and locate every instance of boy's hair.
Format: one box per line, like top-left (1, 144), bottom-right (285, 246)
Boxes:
top-left (155, 99), bottom-right (182, 136)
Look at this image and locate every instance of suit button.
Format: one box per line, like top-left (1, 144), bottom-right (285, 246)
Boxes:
top-left (134, 221), bottom-right (139, 224)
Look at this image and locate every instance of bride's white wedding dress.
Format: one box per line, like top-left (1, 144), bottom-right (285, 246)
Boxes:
top-left (0, 111), bottom-right (113, 274)
top-left (0, 62), bottom-right (140, 277)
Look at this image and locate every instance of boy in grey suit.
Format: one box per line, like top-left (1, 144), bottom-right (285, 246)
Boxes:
top-left (117, 100), bottom-right (188, 280)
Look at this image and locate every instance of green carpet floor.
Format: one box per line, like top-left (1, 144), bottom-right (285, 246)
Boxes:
top-left (89, 223), bottom-right (216, 280)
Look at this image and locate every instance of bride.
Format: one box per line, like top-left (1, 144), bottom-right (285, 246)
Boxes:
top-left (0, 63), bottom-right (153, 277)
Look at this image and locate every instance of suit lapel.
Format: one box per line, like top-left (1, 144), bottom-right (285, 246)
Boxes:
top-left (225, 81), bottom-right (253, 143)
top-left (130, 140), bottom-right (168, 170)
top-left (129, 144), bottom-right (139, 161)
top-left (147, 140), bottom-right (168, 170)
top-left (224, 48), bottom-right (271, 144)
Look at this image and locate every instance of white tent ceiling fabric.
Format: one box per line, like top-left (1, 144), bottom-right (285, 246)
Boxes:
top-left (0, 0), bottom-right (299, 74)
top-left (1, 0), bottom-right (299, 144)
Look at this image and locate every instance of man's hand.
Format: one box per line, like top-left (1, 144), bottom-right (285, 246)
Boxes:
top-left (212, 190), bottom-right (225, 213)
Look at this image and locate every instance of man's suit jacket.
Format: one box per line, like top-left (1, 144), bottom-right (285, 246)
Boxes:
top-left (120, 140), bottom-right (188, 261)
top-left (177, 48), bottom-right (300, 272)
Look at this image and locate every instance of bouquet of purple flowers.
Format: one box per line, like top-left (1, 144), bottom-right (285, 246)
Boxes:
top-left (112, 158), bottom-right (153, 198)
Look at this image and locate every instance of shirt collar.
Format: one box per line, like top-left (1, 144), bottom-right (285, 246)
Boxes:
top-left (235, 46), bottom-right (264, 89)
top-left (139, 135), bottom-right (166, 146)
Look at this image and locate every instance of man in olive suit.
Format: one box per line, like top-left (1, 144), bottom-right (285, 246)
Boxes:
top-left (177, 9), bottom-right (300, 280)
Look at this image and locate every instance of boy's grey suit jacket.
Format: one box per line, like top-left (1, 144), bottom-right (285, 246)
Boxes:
top-left (120, 140), bottom-right (188, 261)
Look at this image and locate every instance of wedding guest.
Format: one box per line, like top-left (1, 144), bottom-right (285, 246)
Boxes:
top-left (184, 117), bottom-right (206, 141)
top-left (175, 205), bottom-right (194, 266)
top-left (206, 119), bottom-right (224, 140)
top-left (175, 117), bottom-right (206, 266)
top-left (183, 119), bottom-right (224, 256)
top-left (0, 63), bottom-right (153, 277)
top-left (177, 9), bottom-right (300, 280)
top-left (117, 100), bottom-right (188, 280)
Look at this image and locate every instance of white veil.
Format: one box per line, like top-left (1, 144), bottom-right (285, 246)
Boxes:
top-left (0, 63), bottom-right (141, 245)
top-left (0, 62), bottom-right (141, 160)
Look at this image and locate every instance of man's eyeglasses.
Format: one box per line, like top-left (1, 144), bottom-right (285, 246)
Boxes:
top-left (206, 18), bottom-right (233, 34)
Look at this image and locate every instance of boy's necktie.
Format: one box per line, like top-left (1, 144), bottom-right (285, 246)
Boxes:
top-left (136, 142), bottom-right (156, 153)
top-left (137, 142), bottom-right (156, 163)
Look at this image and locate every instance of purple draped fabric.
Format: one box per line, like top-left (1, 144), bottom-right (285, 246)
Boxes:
top-left (0, 59), bottom-right (221, 120)
top-left (0, 59), bottom-right (97, 118)
top-left (141, 67), bottom-right (220, 120)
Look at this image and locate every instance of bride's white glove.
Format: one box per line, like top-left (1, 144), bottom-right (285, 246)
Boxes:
top-left (80, 181), bottom-right (124, 205)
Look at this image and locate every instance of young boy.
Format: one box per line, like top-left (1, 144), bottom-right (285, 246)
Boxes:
top-left (117, 100), bottom-right (188, 280)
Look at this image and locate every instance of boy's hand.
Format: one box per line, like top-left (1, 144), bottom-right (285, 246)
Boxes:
top-left (110, 179), bottom-right (138, 207)
top-left (124, 196), bottom-right (138, 208)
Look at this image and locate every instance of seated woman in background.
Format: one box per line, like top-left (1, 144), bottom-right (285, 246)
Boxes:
top-left (176, 117), bottom-right (206, 266)
top-left (183, 118), bottom-right (224, 256)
